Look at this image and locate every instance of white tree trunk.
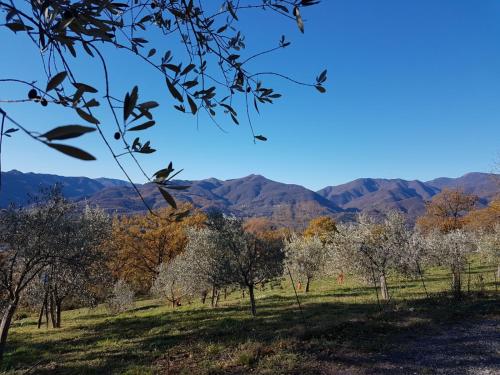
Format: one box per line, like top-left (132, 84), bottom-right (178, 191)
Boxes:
top-left (380, 274), bottom-right (389, 301)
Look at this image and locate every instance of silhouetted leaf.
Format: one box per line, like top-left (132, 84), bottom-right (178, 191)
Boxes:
top-left (227, 2), bottom-right (238, 20)
top-left (181, 64), bottom-right (196, 76)
top-left (6, 23), bottom-right (33, 32)
top-left (46, 71), bottom-right (68, 92)
top-left (128, 120), bottom-right (155, 131)
top-left (315, 85), bottom-right (326, 93)
top-left (83, 99), bottom-right (100, 108)
top-left (254, 135), bottom-right (267, 141)
top-left (42, 125), bottom-right (96, 141)
top-left (318, 69), bottom-right (327, 83)
top-left (123, 86), bottom-right (138, 121)
top-left (159, 187), bottom-right (177, 209)
top-left (76, 108), bottom-right (100, 124)
top-left (46, 143), bottom-right (96, 160)
top-left (187, 95), bottom-right (197, 114)
top-left (166, 78), bottom-right (183, 102)
top-left (73, 82), bottom-right (98, 93)
top-left (166, 185), bottom-right (190, 190)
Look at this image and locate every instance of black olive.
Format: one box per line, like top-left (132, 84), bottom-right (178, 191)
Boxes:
top-left (114, 132), bottom-right (121, 140)
top-left (40, 98), bottom-right (48, 107)
top-left (28, 89), bottom-right (37, 99)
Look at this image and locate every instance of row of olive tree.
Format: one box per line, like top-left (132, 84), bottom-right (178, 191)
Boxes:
top-left (0, 188), bottom-right (111, 361)
top-left (150, 208), bottom-right (496, 317)
top-left (280, 210), bottom-right (493, 302)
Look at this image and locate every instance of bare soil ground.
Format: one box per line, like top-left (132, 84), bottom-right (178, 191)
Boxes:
top-left (323, 317), bottom-right (500, 375)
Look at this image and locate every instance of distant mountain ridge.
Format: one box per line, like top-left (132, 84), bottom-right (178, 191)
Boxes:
top-left (0, 170), bottom-right (497, 226)
top-left (317, 172), bottom-right (498, 220)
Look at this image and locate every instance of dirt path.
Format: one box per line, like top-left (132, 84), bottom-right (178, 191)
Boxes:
top-left (326, 317), bottom-right (500, 375)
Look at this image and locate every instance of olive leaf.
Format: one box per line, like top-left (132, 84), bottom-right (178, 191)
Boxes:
top-left (46, 143), bottom-right (96, 160)
top-left (159, 187), bottom-right (177, 209)
top-left (46, 71), bottom-right (68, 92)
top-left (128, 120), bottom-right (155, 131)
top-left (42, 125), bottom-right (96, 141)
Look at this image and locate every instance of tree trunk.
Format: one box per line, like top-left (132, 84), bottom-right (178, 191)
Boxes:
top-left (37, 291), bottom-right (48, 329)
top-left (201, 290), bottom-right (207, 304)
top-left (248, 284), bottom-right (257, 317)
top-left (305, 277), bottom-right (311, 293)
top-left (380, 274), bottom-right (389, 301)
top-left (49, 293), bottom-right (56, 328)
top-left (37, 302), bottom-right (45, 329)
top-left (497, 264), bottom-right (500, 280)
top-left (44, 300), bottom-right (49, 328)
top-left (452, 269), bottom-right (461, 299)
top-left (214, 290), bottom-right (220, 307)
top-left (55, 300), bottom-right (62, 328)
top-left (0, 299), bottom-right (18, 362)
top-left (211, 285), bottom-right (217, 308)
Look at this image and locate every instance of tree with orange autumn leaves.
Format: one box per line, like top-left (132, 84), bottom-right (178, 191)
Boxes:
top-left (465, 199), bottom-right (500, 232)
top-left (106, 204), bottom-right (206, 292)
top-left (417, 189), bottom-right (478, 233)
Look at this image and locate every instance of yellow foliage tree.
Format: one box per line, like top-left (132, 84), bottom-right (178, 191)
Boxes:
top-left (303, 216), bottom-right (338, 243)
top-left (107, 204), bottom-right (206, 292)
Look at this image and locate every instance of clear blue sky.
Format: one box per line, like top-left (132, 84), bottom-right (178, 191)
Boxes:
top-left (1, 0), bottom-right (499, 190)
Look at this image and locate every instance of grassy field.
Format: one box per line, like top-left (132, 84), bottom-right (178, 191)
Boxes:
top-left (1, 262), bottom-right (498, 374)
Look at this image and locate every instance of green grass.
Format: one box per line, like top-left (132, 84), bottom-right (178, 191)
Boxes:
top-left (1, 262), bottom-right (498, 374)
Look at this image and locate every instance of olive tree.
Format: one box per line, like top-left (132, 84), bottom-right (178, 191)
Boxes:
top-left (26, 206), bottom-right (112, 328)
top-left (476, 224), bottom-right (500, 279)
top-left (285, 234), bottom-right (326, 292)
top-left (187, 213), bottom-right (284, 316)
top-left (0, 189), bottom-right (71, 360)
top-left (151, 256), bottom-right (197, 308)
top-left (425, 229), bottom-right (477, 298)
top-left (183, 227), bottom-right (229, 306)
top-left (106, 279), bottom-right (135, 314)
top-left (332, 211), bottom-right (415, 301)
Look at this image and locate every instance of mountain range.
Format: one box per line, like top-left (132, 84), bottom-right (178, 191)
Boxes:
top-left (0, 170), bottom-right (497, 227)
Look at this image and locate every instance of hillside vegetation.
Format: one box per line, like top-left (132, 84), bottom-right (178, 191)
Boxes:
top-left (2, 262), bottom-right (498, 375)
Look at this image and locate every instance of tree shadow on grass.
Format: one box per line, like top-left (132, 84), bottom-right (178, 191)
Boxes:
top-left (3, 293), bottom-right (498, 374)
